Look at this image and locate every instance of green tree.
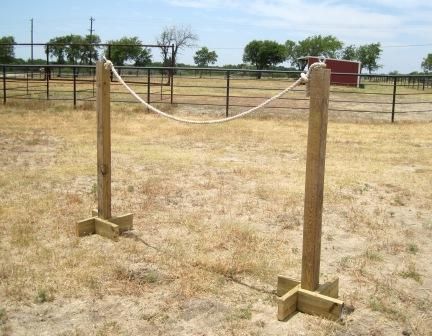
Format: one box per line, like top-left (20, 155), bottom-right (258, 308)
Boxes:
top-left (357, 43), bottom-right (382, 74)
top-left (64, 35), bottom-right (86, 64)
top-left (134, 48), bottom-right (152, 66)
top-left (193, 47), bottom-right (218, 67)
top-left (46, 34), bottom-right (99, 65)
top-left (0, 36), bottom-right (16, 63)
top-left (342, 45), bottom-right (357, 60)
top-left (193, 47), bottom-right (218, 78)
top-left (421, 53), bottom-right (432, 72)
top-left (285, 35), bottom-right (343, 69)
top-left (46, 36), bottom-right (69, 64)
top-left (83, 34), bottom-right (101, 64)
top-left (106, 36), bottom-right (146, 65)
top-left (243, 40), bottom-right (287, 78)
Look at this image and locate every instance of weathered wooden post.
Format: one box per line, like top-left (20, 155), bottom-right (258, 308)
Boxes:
top-left (96, 60), bottom-right (112, 220)
top-left (301, 66), bottom-right (330, 291)
top-left (76, 60), bottom-right (133, 241)
top-left (276, 65), bottom-right (344, 321)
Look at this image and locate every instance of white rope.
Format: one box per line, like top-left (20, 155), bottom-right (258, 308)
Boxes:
top-left (102, 56), bottom-right (325, 125)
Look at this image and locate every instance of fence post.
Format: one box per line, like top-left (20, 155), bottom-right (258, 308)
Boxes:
top-left (170, 67), bottom-right (174, 104)
top-left (276, 66), bottom-right (344, 322)
top-left (226, 70), bottom-right (230, 118)
top-left (301, 67), bottom-right (331, 291)
top-left (147, 68), bottom-right (151, 113)
top-left (391, 77), bottom-right (397, 123)
top-left (26, 67), bottom-right (29, 95)
top-left (46, 44), bottom-right (49, 65)
top-left (46, 67), bottom-right (50, 100)
top-left (73, 66), bottom-right (77, 108)
top-left (2, 65), bottom-right (6, 104)
top-left (96, 61), bottom-right (112, 219)
top-left (160, 70), bottom-right (163, 101)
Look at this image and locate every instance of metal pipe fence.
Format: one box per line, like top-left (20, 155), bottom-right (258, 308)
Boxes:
top-left (1, 64), bottom-right (432, 122)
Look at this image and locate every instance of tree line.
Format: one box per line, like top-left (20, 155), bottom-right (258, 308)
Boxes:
top-left (0, 26), bottom-right (199, 67)
top-left (244, 36), bottom-right (382, 75)
top-left (1, 29), bottom-right (431, 74)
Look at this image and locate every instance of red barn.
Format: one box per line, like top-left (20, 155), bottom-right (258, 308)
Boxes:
top-left (298, 56), bottom-right (361, 87)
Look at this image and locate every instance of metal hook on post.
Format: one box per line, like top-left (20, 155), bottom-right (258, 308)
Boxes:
top-left (318, 55), bottom-right (326, 64)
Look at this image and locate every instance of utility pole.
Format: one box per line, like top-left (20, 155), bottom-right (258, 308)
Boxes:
top-left (30, 18), bottom-right (34, 78)
top-left (89, 16), bottom-right (95, 37)
top-left (30, 18), bottom-right (34, 64)
top-left (89, 17), bottom-right (95, 64)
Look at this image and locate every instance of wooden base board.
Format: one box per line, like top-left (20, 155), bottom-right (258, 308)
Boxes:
top-left (277, 275), bottom-right (343, 321)
top-left (76, 211), bottom-right (133, 241)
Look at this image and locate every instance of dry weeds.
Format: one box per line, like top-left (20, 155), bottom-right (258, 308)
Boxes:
top-left (0, 100), bottom-right (431, 335)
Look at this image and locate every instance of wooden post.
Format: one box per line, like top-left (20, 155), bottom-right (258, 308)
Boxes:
top-left (301, 67), bottom-right (331, 291)
top-left (76, 60), bottom-right (133, 241)
top-left (277, 66), bottom-right (343, 321)
top-left (96, 61), bottom-right (111, 219)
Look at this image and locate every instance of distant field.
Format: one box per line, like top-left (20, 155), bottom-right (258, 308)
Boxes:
top-left (2, 72), bottom-right (432, 123)
top-left (0, 101), bottom-right (431, 335)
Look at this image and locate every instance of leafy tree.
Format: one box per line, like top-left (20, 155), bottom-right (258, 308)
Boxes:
top-left (342, 45), bottom-right (357, 60)
top-left (285, 35), bottom-right (343, 69)
top-left (134, 48), bottom-right (152, 66)
top-left (156, 25), bottom-right (198, 66)
top-left (193, 47), bottom-right (218, 67)
top-left (83, 34), bottom-right (101, 64)
top-left (106, 36), bottom-right (151, 66)
top-left (46, 36), bottom-right (70, 64)
top-left (193, 47), bottom-right (218, 78)
top-left (243, 40), bottom-right (287, 78)
top-left (421, 53), bottom-right (432, 72)
top-left (64, 35), bottom-right (86, 64)
top-left (46, 34), bottom-right (101, 65)
top-left (0, 36), bottom-right (16, 63)
top-left (357, 43), bottom-right (382, 74)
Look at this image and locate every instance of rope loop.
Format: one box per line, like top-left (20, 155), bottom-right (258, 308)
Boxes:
top-left (101, 56), bottom-right (325, 124)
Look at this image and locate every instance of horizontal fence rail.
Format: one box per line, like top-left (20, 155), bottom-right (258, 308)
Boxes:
top-left (1, 64), bottom-right (432, 122)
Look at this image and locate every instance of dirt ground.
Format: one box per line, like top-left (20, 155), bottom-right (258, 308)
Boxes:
top-left (0, 101), bottom-right (431, 336)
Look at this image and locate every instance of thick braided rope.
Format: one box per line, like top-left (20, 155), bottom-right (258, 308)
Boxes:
top-left (103, 57), bottom-right (325, 124)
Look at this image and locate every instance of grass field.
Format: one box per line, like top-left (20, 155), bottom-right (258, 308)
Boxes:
top-left (2, 72), bottom-right (432, 123)
top-left (0, 99), bottom-right (431, 335)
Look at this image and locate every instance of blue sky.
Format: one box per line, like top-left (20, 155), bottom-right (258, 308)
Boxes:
top-left (1, 0), bottom-right (431, 73)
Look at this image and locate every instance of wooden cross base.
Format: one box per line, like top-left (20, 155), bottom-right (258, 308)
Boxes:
top-left (76, 210), bottom-right (133, 241)
top-left (277, 275), bottom-right (343, 321)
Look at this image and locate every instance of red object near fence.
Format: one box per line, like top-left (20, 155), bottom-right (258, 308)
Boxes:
top-left (299, 56), bottom-right (362, 87)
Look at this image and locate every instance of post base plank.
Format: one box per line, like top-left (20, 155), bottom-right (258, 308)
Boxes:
top-left (76, 211), bottom-right (133, 241)
top-left (277, 275), bottom-right (343, 321)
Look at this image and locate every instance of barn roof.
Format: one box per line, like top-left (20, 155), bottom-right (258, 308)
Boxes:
top-left (298, 56), bottom-right (361, 64)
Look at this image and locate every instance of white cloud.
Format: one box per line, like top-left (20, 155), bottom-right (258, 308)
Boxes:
top-left (165, 0), bottom-right (432, 44)
top-left (163, 0), bottom-right (432, 71)
top-left (167, 0), bottom-right (234, 9)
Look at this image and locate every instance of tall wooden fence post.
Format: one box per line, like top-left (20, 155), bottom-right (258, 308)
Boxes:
top-left (96, 61), bottom-right (112, 219)
top-left (301, 67), bottom-right (331, 291)
top-left (277, 66), bottom-right (343, 321)
top-left (76, 60), bottom-right (133, 241)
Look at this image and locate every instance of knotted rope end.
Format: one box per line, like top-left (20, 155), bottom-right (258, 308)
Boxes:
top-left (101, 56), bottom-right (113, 70)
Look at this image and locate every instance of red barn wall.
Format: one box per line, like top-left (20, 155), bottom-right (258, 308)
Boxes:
top-left (307, 57), bottom-right (360, 87)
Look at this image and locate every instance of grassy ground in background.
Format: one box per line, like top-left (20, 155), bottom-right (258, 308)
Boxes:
top-left (0, 101), bottom-right (431, 335)
top-left (3, 74), bottom-right (432, 123)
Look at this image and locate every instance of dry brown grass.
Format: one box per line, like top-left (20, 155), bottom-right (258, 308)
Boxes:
top-left (0, 100), bottom-right (431, 335)
top-left (4, 75), bottom-right (432, 124)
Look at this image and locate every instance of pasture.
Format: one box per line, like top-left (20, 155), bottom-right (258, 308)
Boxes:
top-left (0, 90), bottom-right (431, 335)
top-left (2, 67), bottom-right (432, 123)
